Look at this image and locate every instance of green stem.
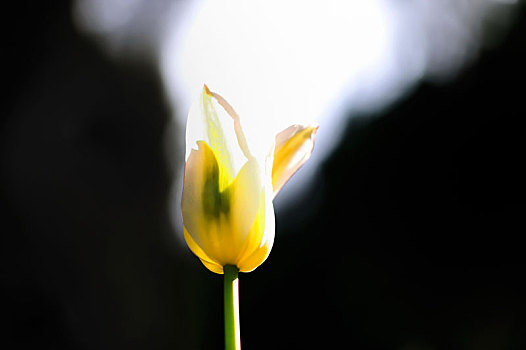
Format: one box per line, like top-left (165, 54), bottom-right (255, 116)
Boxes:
top-left (224, 265), bottom-right (240, 350)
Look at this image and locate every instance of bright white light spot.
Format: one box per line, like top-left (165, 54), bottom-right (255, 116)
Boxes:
top-left (73, 0), bottom-right (521, 233)
top-left (161, 0), bottom-right (392, 161)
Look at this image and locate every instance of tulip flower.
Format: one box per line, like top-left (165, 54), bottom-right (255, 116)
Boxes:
top-left (181, 85), bottom-right (317, 349)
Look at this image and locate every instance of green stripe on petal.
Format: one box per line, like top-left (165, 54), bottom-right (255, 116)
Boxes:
top-left (182, 140), bottom-right (263, 271)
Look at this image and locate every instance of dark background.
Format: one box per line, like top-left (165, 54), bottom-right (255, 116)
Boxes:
top-left (2, 2), bottom-right (525, 349)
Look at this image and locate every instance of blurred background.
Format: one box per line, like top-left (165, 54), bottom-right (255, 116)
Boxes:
top-left (2, 1), bottom-right (525, 349)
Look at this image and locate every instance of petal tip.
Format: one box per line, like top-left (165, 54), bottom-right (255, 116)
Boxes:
top-left (203, 84), bottom-right (211, 95)
top-left (309, 124), bottom-right (319, 136)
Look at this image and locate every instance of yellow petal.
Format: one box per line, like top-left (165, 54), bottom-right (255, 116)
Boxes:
top-left (183, 226), bottom-right (223, 274)
top-left (181, 140), bottom-right (263, 273)
top-left (272, 124), bottom-right (318, 197)
top-left (185, 85), bottom-right (251, 191)
top-left (205, 85), bottom-right (252, 161)
top-left (236, 185), bottom-right (275, 273)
